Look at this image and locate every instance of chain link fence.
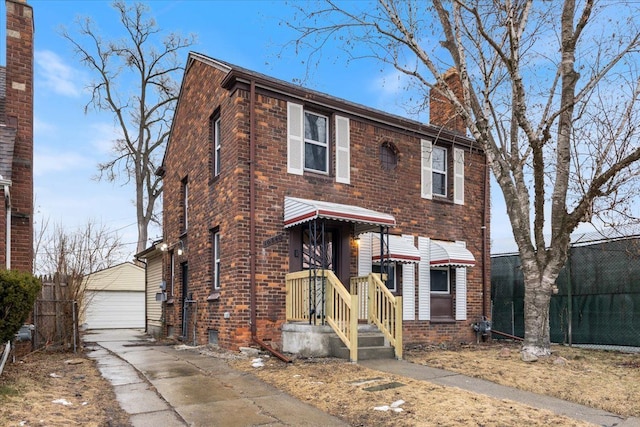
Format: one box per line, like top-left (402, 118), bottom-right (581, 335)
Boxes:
top-left (492, 237), bottom-right (640, 347)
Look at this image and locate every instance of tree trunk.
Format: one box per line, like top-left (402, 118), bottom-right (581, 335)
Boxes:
top-left (522, 270), bottom-right (555, 359)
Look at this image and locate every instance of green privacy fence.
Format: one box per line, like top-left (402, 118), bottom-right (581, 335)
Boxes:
top-left (491, 238), bottom-right (640, 347)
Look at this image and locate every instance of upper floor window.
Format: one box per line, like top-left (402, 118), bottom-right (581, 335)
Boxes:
top-left (210, 113), bottom-right (221, 177)
top-left (380, 141), bottom-right (398, 171)
top-left (304, 111), bottom-right (329, 173)
top-left (432, 146), bottom-right (447, 196)
top-left (181, 176), bottom-right (189, 232)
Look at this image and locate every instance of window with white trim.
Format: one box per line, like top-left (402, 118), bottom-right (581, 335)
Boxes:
top-left (212, 230), bottom-right (220, 290)
top-left (181, 177), bottom-right (189, 232)
top-left (211, 114), bottom-right (221, 177)
top-left (432, 146), bottom-right (447, 196)
top-left (304, 111), bottom-right (329, 173)
top-left (373, 263), bottom-right (398, 292)
top-left (430, 267), bottom-right (450, 293)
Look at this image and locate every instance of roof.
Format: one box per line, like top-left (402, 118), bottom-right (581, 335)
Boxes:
top-left (284, 197), bottom-right (395, 232)
top-left (370, 233), bottom-right (421, 264)
top-left (430, 241), bottom-right (475, 268)
top-left (189, 52), bottom-right (476, 146)
top-left (83, 262), bottom-right (145, 292)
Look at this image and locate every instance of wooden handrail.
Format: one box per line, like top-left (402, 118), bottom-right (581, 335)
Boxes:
top-left (286, 269), bottom-right (359, 362)
top-left (368, 273), bottom-right (403, 360)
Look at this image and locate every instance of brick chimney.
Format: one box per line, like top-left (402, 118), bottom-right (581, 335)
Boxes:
top-left (4, 0), bottom-right (34, 272)
top-left (429, 67), bottom-right (466, 135)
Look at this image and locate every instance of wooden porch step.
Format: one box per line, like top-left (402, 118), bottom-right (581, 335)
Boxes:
top-left (329, 332), bottom-right (395, 361)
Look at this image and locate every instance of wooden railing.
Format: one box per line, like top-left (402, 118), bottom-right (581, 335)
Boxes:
top-left (353, 273), bottom-right (403, 360)
top-left (287, 270), bottom-right (402, 361)
top-left (286, 270), bottom-right (358, 361)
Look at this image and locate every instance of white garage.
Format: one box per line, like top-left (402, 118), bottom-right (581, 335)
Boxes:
top-left (82, 262), bottom-right (145, 329)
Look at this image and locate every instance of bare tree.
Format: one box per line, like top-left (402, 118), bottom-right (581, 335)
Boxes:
top-left (287, 0), bottom-right (640, 359)
top-left (34, 219), bottom-right (124, 322)
top-left (62, 1), bottom-right (196, 254)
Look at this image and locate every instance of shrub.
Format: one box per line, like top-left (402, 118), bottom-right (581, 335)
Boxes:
top-left (0, 270), bottom-right (41, 343)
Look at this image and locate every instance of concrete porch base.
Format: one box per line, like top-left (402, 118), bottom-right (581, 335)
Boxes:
top-left (282, 322), bottom-right (334, 357)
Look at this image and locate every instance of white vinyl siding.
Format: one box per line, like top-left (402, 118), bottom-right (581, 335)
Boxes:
top-left (402, 234), bottom-right (416, 320)
top-left (335, 115), bottom-right (350, 184)
top-left (146, 252), bottom-right (163, 331)
top-left (418, 236), bottom-right (431, 320)
top-left (358, 232), bottom-right (373, 276)
top-left (454, 148), bottom-right (464, 205)
top-left (455, 241), bottom-right (468, 320)
top-left (421, 140), bottom-right (432, 200)
top-left (287, 101), bottom-right (304, 175)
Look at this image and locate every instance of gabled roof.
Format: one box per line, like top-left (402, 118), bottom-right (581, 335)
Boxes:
top-left (160, 52), bottom-right (478, 172)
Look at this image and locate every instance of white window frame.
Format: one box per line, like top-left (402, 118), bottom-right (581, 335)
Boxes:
top-left (304, 111), bottom-right (329, 174)
top-left (183, 179), bottom-right (189, 231)
top-left (430, 266), bottom-right (450, 294)
top-left (213, 116), bottom-right (221, 177)
top-left (212, 231), bottom-right (221, 290)
top-left (169, 251), bottom-right (175, 297)
top-left (373, 262), bottom-right (398, 292)
top-left (432, 146), bottom-right (447, 197)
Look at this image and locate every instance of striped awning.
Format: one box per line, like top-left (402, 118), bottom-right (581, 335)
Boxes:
top-left (284, 197), bottom-right (396, 230)
top-left (430, 241), bottom-right (475, 268)
top-left (370, 234), bottom-right (420, 264)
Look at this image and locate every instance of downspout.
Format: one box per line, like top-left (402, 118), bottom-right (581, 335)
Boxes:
top-left (2, 180), bottom-right (11, 270)
top-left (482, 157), bottom-right (489, 319)
top-left (247, 79), bottom-right (291, 363)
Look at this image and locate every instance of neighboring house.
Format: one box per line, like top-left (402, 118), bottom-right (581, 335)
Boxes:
top-left (81, 262), bottom-right (145, 329)
top-left (136, 242), bottom-right (165, 337)
top-left (0, 0), bottom-right (34, 273)
top-left (159, 52), bottom-right (490, 357)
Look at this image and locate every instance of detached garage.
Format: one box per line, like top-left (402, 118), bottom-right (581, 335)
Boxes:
top-left (82, 262), bottom-right (145, 329)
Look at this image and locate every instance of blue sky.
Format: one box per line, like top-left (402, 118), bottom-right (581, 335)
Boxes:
top-left (27, 0), bottom-right (518, 261)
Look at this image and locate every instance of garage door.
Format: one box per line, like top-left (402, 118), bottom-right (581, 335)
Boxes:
top-left (84, 291), bottom-right (145, 329)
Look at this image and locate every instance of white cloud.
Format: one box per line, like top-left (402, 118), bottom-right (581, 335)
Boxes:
top-left (35, 50), bottom-right (83, 97)
top-left (34, 116), bottom-right (57, 139)
top-left (89, 122), bottom-right (123, 155)
top-left (34, 150), bottom-right (91, 177)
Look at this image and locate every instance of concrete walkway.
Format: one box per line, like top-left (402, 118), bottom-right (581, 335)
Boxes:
top-left (86, 329), bottom-right (639, 427)
top-left (84, 329), bottom-right (348, 427)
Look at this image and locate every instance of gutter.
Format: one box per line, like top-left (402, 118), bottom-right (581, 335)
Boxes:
top-left (247, 80), bottom-right (291, 363)
top-left (1, 177), bottom-right (11, 270)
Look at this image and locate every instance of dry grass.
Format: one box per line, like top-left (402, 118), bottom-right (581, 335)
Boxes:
top-left (230, 352), bottom-right (595, 426)
top-left (0, 350), bottom-right (130, 427)
top-left (1, 341), bottom-right (637, 426)
top-left (405, 342), bottom-right (640, 418)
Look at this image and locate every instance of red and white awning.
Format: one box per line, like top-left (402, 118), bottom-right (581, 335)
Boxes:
top-left (430, 241), bottom-right (475, 268)
top-left (369, 234), bottom-right (420, 264)
top-left (284, 197), bottom-right (396, 230)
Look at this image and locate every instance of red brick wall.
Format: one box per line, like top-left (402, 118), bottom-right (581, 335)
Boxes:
top-left (163, 57), bottom-right (489, 350)
top-left (4, 0), bottom-right (34, 272)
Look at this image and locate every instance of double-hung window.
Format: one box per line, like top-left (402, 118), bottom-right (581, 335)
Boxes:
top-left (430, 267), bottom-right (450, 293)
top-left (211, 115), bottom-right (221, 177)
top-left (212, 230), bottom-right (220, 290)
top-left (304, 111), bottom-right (328, 173)
top-left (181, 177), bottom-right (189, 232)
top-left (432, 146), bottom-right (447, 196)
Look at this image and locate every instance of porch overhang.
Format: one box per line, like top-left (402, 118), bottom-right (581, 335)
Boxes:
top-left (430, 241), bottom-right (475, 268)
top-left (284, 197), bottom-right (395, 233)
top-left (370, 234), bottom-right (420, 264)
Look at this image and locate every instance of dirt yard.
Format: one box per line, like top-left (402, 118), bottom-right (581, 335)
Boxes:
top-left (0, 350), bottom-right (130, 427)
top-left (1, 341), bottom-right (638, 426)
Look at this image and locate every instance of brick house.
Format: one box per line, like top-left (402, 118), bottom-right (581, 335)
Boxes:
top-left (160, 52), bottom-right (490, 358)
top-left (0, 0), bottom-right (34, 273)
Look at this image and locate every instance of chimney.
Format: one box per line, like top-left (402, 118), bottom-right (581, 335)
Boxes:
top-left (429, 67), bottom-right (466, 135)
top-left (5, 0), bottom-right (34, 272)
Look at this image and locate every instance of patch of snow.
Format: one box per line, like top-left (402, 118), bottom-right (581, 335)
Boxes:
top-left (390, 399), bottom-right (405, 408)
top-left (52, 398), bottom-right (72, 406)
top-left (49, 372), bottom-right (62, 378)
top-left (374, 405), bottom-right (390, 411)
top-left (251, 358), bottom-right (264, 368)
